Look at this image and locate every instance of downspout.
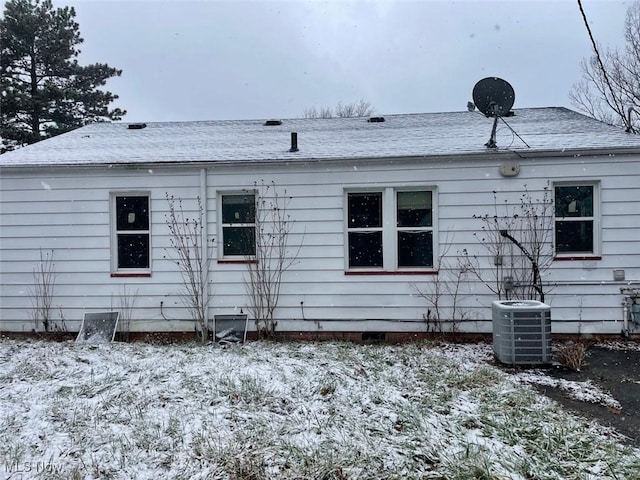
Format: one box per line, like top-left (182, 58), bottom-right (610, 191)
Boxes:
top-left (622, 297), bottom-right (629, 338)
top-left (200, 168), bottom-right (209, 338)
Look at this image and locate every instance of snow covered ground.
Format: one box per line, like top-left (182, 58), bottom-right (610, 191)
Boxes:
top-left (1, 339), bottom-right (638, 480)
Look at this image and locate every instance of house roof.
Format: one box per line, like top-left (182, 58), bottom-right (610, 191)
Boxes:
top-left (3, 107), bottom-right (640, 167)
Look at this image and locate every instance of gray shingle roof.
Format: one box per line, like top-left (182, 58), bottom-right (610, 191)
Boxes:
top-left (3, 107), bottom-right (640, 167)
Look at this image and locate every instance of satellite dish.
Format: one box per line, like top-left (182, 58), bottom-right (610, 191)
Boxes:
top-left (472, 77), bottom-right (515, 148)
top-left (472, 77), bottom-right (515, 118)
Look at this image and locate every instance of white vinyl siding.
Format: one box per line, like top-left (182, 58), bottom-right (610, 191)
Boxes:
top-left (0, 152), bottom-right (638, 335)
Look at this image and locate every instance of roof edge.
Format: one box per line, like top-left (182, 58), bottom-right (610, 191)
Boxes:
top-left (512, 146), bottom-right (640, 158)
top-left (0, 150), bottom-right (525, 170)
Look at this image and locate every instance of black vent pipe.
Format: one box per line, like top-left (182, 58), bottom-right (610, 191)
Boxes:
top-left (289, 132), bottom-right (298, 152)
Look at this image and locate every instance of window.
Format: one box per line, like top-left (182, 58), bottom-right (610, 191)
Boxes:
top-left (554, 183), bottom-right (599, 256)
top-left (396, 191), bottom-right (433, 267)
top-left (112, 194), bottom-right (150, 272)
top-left (220, 193), bottom-right (256, 257)
top-left (348, 192), bottom-right (383, 267)
top-left (346, 188), bottom-right (435, 271)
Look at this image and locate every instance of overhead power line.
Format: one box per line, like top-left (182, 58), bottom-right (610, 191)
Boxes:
top-left (576, 0), bottom-right (634, 132)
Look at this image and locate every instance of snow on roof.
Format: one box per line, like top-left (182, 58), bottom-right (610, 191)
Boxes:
top-left (3, 107), bottom-right (640, 167)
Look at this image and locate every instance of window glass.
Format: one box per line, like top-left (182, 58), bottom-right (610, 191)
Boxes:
top-left (348, 232), bottom-right (383, 267)
top-left (222, 194), bottom-right (255, 224)
top-left (116, 196), bottom-right (149, 230)
top-left (348, 193), bottom-right (382, 228)
top-left (223, 227), bottom-right (256, 256)
top-left (398, 231), bottom-right (433, 267)
top-left (117, 234), bottom-right (150, 269)
top-left (555, 221), bottom-right (594, 253)
top-left (555, 185), bottom-right (593, 217)
top-left (397, 191), bottom-right (432, 227)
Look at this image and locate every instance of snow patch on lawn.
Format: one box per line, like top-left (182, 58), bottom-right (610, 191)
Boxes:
top-left (514, 371), bottom-right (623, 410)
top-left (594, 340), bottom-right (640, 352)
top-left (0, 340), bottom-right (637, 479)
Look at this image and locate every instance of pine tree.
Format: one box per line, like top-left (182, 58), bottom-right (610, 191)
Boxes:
top-left (0, 0), bottom-right (125, 152)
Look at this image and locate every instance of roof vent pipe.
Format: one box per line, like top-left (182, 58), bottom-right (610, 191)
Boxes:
top-left (289, 132), bottom-right (299, 152)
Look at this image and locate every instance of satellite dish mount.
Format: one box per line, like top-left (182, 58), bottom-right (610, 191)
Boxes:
top-left (472, 77), bottom-right (515, 149)
top-left (485, 103), bottom-right (500, 149)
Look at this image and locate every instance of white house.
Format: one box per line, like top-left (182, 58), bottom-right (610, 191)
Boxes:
top-left (1, 107), bottom-right (639, 339)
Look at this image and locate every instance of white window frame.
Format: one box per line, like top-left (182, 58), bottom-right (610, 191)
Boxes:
top-left (553, 181), bottom-right (601, 258)
top-left (217, 190), bottom-right (257, 260)
top-left (346, 190), bottom-right (385, 269)
top-left (110, 192), bottom-right (151, 274)
top-left (344, 186), bottom-right (437, 272)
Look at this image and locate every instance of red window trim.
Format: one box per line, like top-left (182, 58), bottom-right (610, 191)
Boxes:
top-left (218, 259), bottom-right (257, 264)
top-left (345, 270), bottom-right (437, 276)
top-left (111, 272), bottom-right (152, 278)
top-left (554, 255), bottom-right (602, 262)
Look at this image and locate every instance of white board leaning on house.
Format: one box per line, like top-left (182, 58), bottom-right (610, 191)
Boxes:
top-left (76, 312), bottom-right (120, 343)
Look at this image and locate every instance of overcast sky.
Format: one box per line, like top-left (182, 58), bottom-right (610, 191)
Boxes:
top-left (51, 0), bottom-right (633, 122)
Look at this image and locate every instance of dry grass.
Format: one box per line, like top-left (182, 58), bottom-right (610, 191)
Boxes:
top-left (1, 340), bottom-right (637, 479)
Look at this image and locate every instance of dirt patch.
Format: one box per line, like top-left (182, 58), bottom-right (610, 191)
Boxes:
top-left (535, 345), bottom-right (640, 446)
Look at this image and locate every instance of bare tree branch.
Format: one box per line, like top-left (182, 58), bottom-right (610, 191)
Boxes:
top-left (572, 1), bottom-right (640, 132)
top-left (303, 99), bottom-right (374, 119)
top-left (467, 184), bottom-right (554, 302)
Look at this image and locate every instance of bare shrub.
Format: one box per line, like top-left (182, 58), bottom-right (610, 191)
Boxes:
top-left (118, 285), bottom-right (138, 342)
top-left (244, 180), bottom-right (302, 338)
top-left (555, 342), bottom-right (588, 371)
top-left (468, 184), bottom-right (554, 302)
top-left (412, 234), bottom-right (473, 335)
top-left (29, 249), bottom-right (56, 332)
top-left (164, 194), bottom-right (210, 341)
top-left (55, 307), bottom-right (68, 332)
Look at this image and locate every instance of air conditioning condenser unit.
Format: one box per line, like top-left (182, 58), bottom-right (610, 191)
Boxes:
top-left (492, 300), bottom-right (551, 365)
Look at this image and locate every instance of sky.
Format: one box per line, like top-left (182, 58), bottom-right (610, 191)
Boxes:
top-left (46, 0), bottom-right (634, 123)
